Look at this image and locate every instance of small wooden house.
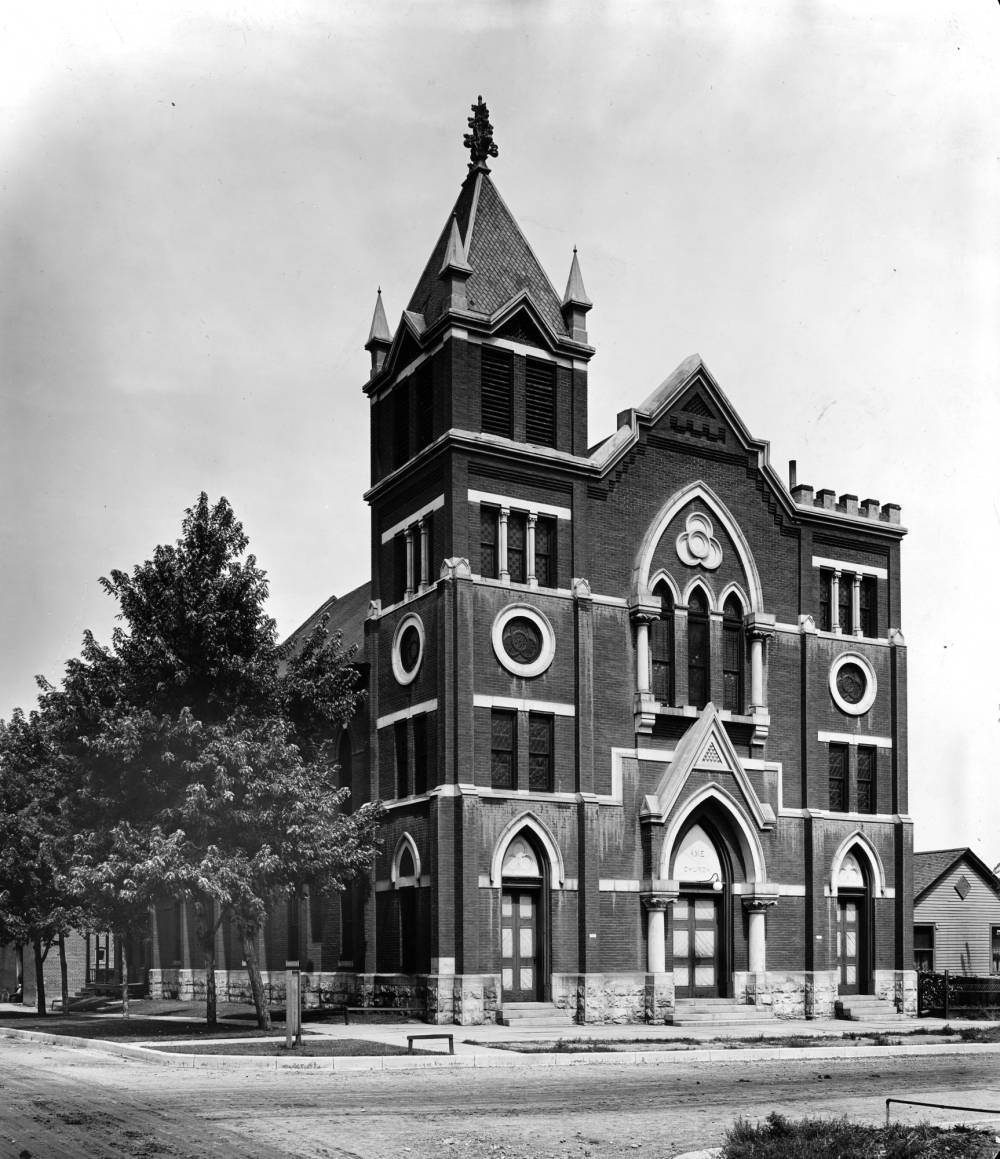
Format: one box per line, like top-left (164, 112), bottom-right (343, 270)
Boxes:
top-left (913, 848), bottom-right (1000, 976)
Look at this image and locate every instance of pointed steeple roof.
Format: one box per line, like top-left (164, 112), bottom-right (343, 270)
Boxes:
top-left (406, 170), bottom-right (570, 338)
top-left (365, 288), bottom-right (392, 348)
top-left (562, 247), bottom-right (592, 308)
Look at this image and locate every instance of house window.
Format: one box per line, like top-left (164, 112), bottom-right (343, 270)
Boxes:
top-left (393, 384), bottom-right (410, 469)
top-left (507, 511), bottom-right (527, 583)
top-left (992, 926), bottom-right (1000, 975)
top-left (828, 743), bottom-right (848, 812)
top-left (651, 585), bottom-right (674, 704)
top-left (687, 588), bottom-right (709, 709)
top-left (525, 358), bottom-right (556, 447)
top-left (722, 595), bottom-right (744, 713)
top-left (528, 713), bottom-right (553, 792)
top-left (859, 576), bottom-right (877, 637)
top-left (914, 924), bottom-right (935, 973)
top-left (819, 569), bottom-right (832, 632)
top-left (490, 710), bottom-right (517, 790)
top-left (838, 573), bottom-right (853, 635)
top-left (534, 516), bottom-right (557, 588)
top-left (481, 347), bottom-right (513, 437)
top-left (857, 746), bottom-right (876, 814)
top-left (415, 365), bottom-right (434, 452)
top-left (412, 714), bottom-right (429, 796)
top-left (394, 720), bottom-right (409, 798)
top-left (480, 506), bottom-right (498, 578)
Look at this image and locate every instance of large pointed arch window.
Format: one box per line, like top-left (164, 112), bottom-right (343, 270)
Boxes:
top-left (722, 595), bottom-right (745, 713)
top-left (650, 582), bottom-right (674, 704)
top-left (687, 588), bottom-right (710, 709)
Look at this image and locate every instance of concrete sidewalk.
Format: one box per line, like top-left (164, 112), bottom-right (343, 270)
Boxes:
top-left (3, 1001), bottom-right (999, 1071)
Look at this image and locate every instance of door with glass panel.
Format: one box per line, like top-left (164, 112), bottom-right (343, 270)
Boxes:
top-left (501, 888), bottom-right (541, 1000)
top-left (837, 895), bottom-right (865, 994)
top-left (672, 895), bottom-right (721, 998)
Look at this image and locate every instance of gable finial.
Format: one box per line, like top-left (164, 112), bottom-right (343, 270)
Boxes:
top-left (463, 95), bottom-right (499, 173)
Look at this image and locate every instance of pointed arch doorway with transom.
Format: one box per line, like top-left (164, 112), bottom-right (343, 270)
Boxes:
top-left (499, 832), bottom-right (548, 1002)
top-left (835, 850), bottom-right (874, 996)
top-left (669, 818), bottom-right (742, 999)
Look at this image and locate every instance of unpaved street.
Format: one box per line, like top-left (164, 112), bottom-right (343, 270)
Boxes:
top-left (2, 1041), bottom-right (1000, 1159)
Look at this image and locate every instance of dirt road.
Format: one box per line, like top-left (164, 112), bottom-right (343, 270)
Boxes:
top-left (2, 1040), bottom-right (999, 1159)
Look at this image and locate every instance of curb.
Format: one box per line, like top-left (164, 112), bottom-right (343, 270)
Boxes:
top-left (5, 1025), bottom-right (1000, 1073)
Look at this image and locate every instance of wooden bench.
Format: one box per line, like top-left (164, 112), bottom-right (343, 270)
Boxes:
top-left (342, 1005), bottom-right (425, 1025)
top-left (406, 1032), bottom-right (453, 1055)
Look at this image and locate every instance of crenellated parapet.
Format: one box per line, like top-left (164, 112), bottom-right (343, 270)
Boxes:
top-left (790, 483), bottom-right (901, 525)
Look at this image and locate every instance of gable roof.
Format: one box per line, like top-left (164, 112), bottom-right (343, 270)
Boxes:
top-left (284, 580), bottom-right (371, 663)
top-left (914, 847), bottom-right (1000, 904)
top-left (406, 170), bottom-right (569, 337)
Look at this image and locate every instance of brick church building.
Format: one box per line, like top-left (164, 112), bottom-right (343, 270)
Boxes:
top-left (152, 100), bottom-right (915, 1024)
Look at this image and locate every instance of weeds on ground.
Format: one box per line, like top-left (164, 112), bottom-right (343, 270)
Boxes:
top-left (722, 1112), bottom-right (997, 1158)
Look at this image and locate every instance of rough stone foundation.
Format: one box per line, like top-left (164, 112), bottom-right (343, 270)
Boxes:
top-left (733, 970), bottom-right (840, 1018)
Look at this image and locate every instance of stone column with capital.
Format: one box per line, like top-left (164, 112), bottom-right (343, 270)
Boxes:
top-left (404, 527), bottom-right (415, 598)
top-left (526, 512), bottom-right (537, 587)
top-left (852, 573), bottom-right (862, 636)
top-left (643, 896), bottom-right (673, 974)
top-left (745, 613), bottom-right (775, 746)
top-left (418, 517), bottom-right (429, 592)
top-left (498, 507), bottom-right (510, 583)
top-left (743, 892), bottom-right (779, 976)
top-left (629, 600), bottom-right (660, 734)
top-left (831, 570), bottom-right (841, 633)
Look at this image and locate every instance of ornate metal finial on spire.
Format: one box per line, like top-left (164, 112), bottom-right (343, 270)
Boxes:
top-left (463, 95), bottom-right (499, 173)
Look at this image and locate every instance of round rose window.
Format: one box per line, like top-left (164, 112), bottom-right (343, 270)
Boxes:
top-left (829, 652), bottom-right (877, 715)
top-left (835, 662), bottom-right (867, 706)
top-left (501, 617), bottom-right (543, 665)
top-left (391, 614), bottom-right (424, 686)
top-left (492, 605), bottom-right (555, 678)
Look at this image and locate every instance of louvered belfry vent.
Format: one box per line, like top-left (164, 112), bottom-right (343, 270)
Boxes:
top-left (525, 358), bottom-right (557, 447)
top-left (481, 346), bottom-right (513, 437)
top-left (683, 392), bottom-right (713, 417)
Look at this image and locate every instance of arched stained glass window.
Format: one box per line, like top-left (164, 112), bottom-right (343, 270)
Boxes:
top-left (687, 588), bottom-right (709, 709)
top-left (722, 595), bottom-right (744, 714)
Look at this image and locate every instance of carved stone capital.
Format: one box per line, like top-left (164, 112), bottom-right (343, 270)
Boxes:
top-left (642, 894), bottom-right (676, 912)
top-left (572, 576), bottom-right (593, 600)
top-left (439, 557), bottom-right (472, 581)
top-left (742, 898), bottom-right (778, 913)
top-left (745, 611), bottom-right (776, 639)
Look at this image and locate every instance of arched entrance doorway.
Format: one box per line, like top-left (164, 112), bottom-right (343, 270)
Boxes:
top-left (499, 832), bottom-right (548, 1002)
top-left (669, 817), bottom-right (743, 999)
top-left (835, 849), bottom-right (873, 995)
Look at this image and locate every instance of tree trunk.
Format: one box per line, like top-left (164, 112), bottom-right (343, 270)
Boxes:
top-left (59, 934), bottom-right (69, 1016)
top-left (242, 928), bottom-right (271, 1031)
top-left (204, 938), bottom-right (217, 1028)
top-left (121, 935), bottom-right (130, 1020)
top-left (32, 935), bottom-right (46, 1016)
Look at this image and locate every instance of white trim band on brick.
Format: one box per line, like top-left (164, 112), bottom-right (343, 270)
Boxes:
top-left (473, 694), bottom-right (575, 717)
top-left (818, 731), bottom-right (893, 748)
top-left (468, 489), bottom-right (572, 521)
top-left (598, 879), bottom-right (641, 892)
top-left (380, 495), bottom-right (445, 543)
top-left (376, 699), bottom-right (438, 729)
top-left (812, 556), bottom-right (888, 580)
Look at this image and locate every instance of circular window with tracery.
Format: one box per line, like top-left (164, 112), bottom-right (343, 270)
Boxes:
top-left (391, 613), bottom-right (425, 686)
top-left (492, 604), bottom-right (555, 678)
top-left (829, 652), bottom-right (877, 715)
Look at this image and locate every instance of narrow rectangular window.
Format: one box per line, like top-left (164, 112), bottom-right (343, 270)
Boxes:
top-left (415, 365), bottom-right (434, 452)
top-left (859, 576), bottom-right (877, 637)
top-left (480, 506), bottom-right (498, 578)
top-left (819, 569), bottom-right (832, 632)
top-left (857, 746), bottom-right (876, 814)
top-left (412, 714), bottom-right (428, 796)
top-left (490, 710), bottom-right (517, 790)
top-left (393, 385), bottom-right (410, 468)
top-left (838, 573), bottom-right (853, 634)
top-left (508, 511), bottom-right (527, 583)
top-left (394, 720), bottom-right (409, 798)
top-left (650, 616), bottom-right (673, 703)
top-left (914, 924), bottom-right (934, 973)
top-left (393, 533), bottom-right (408, 603)
top-left (534, 516), bottom-right (557, 588)
top-left (525, 358), bottom-right (556, 447)
top-left (687, 595), bottom-right (709, 710)
top-left (528, 713), bottom-right (554, 792)
top-left (828, 744), bottom-right (848, 812)
top-left (481, 347), bottom-right (513, 437)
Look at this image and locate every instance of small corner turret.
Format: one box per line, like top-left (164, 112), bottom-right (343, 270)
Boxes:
top-left (364, 288), bottom-right (392, 378)
top-left (561, 246), bottom-right (592, 344)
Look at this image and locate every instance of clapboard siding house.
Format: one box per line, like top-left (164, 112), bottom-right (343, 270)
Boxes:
top-left (913, 849), bottom-right (1000, 977)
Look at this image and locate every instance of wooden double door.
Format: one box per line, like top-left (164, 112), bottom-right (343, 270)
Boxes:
top-left (673, 895), bottom-right (723, 999)
top-left (501, 887), bottom-right (542, 1001)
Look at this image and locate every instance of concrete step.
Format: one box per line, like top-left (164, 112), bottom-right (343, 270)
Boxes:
top-left (499, 1002), bottom-right (572, 1027)
top-left (835, 997), bottom-right (907, 1022)
top-left (672, 998), bottom-right (775, 1027)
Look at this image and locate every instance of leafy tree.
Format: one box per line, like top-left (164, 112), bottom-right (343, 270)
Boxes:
top-left (0, 707), bottom-right (83, 1015)
top-left (45, 494), bottom-right (380, 1028)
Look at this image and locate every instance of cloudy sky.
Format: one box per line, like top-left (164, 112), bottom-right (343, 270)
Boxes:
top-left (2, 2), bottom-right (998, 858)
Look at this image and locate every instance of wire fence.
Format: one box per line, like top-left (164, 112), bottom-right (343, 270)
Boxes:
top-left (918, 970), bottom-right (1000, 1018)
